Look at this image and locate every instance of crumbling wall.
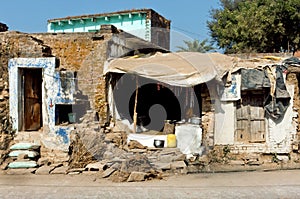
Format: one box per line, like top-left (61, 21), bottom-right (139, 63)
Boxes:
top-left (200, 82), bottom-right (215, 152)
top-left (34, 32), bottom-right (111, 124)
top-left (0, 31), bottom-right (50, 164)
top-left (0, 32), bottom-right (50, 133)
top-left (286, 72), bottom-right (300, 147)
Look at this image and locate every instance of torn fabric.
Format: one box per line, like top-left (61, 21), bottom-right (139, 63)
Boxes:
top-left (241, 68), bottom-right (271, 90)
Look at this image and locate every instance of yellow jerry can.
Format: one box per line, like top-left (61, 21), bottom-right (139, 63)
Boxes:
top-left (167, 134), bottom-right (177, 148)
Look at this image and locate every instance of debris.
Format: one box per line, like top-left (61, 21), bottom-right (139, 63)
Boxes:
top-left (127, 171), bottom-right (147, 182)
top-left (170, 161), bottom-right (187, 169)
top-left (128, 140), bottom-right (147, 149)
top-left (6, 168), bottom-right (36, 175)
top-left (50, 166), bottom-right (68, 174)
top-left (35, 165), bottom-right (54, 175)
top-left (85, 162), bottom-right (107, 171)
top-left (101, 167), bottom-right (116, 178)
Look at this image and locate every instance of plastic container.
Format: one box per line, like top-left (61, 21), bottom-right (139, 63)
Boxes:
top-left (68, 113), bottom-right (76, 123)
top-left (167, 134), bottom-right (177, 148)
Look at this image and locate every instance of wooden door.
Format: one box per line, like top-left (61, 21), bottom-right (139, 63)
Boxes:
top-left (24, 69), bottom-right (42, 131)
top-left (236, 91), bottom-right (266, 143)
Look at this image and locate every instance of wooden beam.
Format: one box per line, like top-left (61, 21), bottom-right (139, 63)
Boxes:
top-left (133, 76), bottom-right (139, 133)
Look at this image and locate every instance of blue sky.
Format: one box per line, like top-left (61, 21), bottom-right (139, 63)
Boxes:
top-left (0, 0), bottom-right (220, 51)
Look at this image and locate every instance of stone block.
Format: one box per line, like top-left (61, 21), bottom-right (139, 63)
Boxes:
top-left (35, 165), bottom-right (54, 175)
top-left (37, 157), bottom-right (50, 166)
top-left (229, 160), bottom-right (245, 165)
top-left (68, 172), bottom-right (80, 175)
top-left (174, 154), bottom-right (186, 161)
top-left (158, 155), bottom-right (174, 163)
top-left (85, 162), bottom-right (107, 171)
top-left (101, 167), bottom-right (116, 178)
top-left (154, 162), bottom-right (171, 170)
top-left (170, 161), bottom-right (187, 169)
top-left (50, 166), bottom-right (68, 174)
top-left (67, 168), bottom-right (86, 173)
top-left (6, 168), bottom-right (36, 175)
top-left (127, 171), bottom-right (147, 182)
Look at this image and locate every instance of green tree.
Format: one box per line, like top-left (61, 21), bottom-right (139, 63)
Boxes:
top-left (176, 39), bottom-right (215, 52)
top-left (207, 0), bottom-right (300, 54)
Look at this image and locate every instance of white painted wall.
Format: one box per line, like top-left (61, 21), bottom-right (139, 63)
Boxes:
top-left (266, 84), bottom-right (297, 153)
top-left (214, 83), bottom-right (297, 154)
top-left (214, 99), bottom-right (235, 145)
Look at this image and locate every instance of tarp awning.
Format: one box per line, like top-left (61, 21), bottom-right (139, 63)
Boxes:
top-left (104, 52), bottom-right (235, 87)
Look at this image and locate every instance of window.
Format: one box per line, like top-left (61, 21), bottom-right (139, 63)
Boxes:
top-left (235, 91), bottom-right (266, 143)
top-left (55, 104), bottom-right (74, 125)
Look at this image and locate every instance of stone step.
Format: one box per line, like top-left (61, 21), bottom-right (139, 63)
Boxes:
top-left (8, 160), bottom-right (37, 169)
top-left (10, 142), bottom-right (41, 151)
top-left (8, 150), bottom-right (39, 159)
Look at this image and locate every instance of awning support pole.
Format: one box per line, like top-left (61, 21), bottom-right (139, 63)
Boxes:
top-left (133, 76), bottom-right (139, 133)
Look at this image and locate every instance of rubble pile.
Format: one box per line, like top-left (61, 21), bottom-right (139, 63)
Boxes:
top-left (63, 111), bottom-right (190, 182)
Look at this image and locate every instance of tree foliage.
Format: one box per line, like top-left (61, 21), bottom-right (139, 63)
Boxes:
top-left (176, 39), bottom-right (215, 52)
top-left (207, 0), bottom-right (300, 54)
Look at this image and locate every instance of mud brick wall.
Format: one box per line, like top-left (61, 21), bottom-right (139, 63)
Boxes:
top-left (34, 33), bottom-right (110, 123)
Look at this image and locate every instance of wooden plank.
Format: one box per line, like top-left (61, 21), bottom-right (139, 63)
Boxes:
top-left (24, 69), bottom-right (42, 131)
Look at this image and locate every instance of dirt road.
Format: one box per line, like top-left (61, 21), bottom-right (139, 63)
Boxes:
top-left (0, 169), bottom-right (300, 198)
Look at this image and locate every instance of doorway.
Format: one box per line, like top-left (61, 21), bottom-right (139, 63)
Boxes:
top-left (20, 68), bottom-right (43, 131)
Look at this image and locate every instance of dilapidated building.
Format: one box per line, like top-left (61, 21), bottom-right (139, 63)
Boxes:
top-left (1, 21), bottom-right (300, 180)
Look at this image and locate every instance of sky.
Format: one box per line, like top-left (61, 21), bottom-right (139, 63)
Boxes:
top-left (0, 0), bottom-right (221, 51)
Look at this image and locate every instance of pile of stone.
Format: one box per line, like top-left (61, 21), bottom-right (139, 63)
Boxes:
top-left (0, 22), bottom-right (8, 32)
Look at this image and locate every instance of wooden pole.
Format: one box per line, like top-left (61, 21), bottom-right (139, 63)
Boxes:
top-left (133, 76), bottom-right (138, 133)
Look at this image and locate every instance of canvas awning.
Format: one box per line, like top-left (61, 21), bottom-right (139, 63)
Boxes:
top-left (104, 52), bottom-right (236, 87)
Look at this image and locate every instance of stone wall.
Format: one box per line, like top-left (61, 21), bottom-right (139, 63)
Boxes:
top-left (200, 82), bottom-right (215, 152)
top-left (0, 31), bottom-right (50, 165)
top-left (33, 32), bottom-right (111, 124)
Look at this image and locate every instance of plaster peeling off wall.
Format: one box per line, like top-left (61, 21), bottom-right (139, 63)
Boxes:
top-left (266, 84), bottom-right (297, 153)
top-left (9, 58), bottom-right (56, 130)
top-left (55, 71), bottom-right (75, 104)
top-left (9, 58), bottom-right (74, 151)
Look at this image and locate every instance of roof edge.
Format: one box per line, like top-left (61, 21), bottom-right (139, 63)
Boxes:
top-left (48, 8), bottom-right (170, 23)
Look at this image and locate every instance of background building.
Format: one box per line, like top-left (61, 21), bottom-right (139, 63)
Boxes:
top-left (47, 9), bottom-right (171, 50)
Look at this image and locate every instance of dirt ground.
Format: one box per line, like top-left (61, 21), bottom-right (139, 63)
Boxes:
top-left (0, 169), bottom-right (300, 198)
